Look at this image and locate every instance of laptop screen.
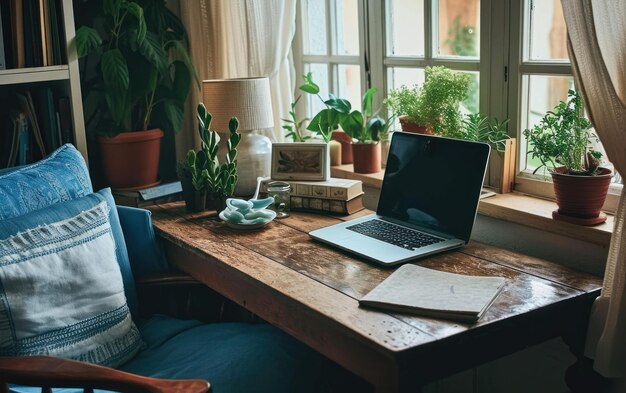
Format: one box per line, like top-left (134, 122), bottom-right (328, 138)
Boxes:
top-left (377, 133), bottom-right (490, 242)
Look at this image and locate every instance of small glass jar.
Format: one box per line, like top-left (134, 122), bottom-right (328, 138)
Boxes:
top-left (267, 181), bottom-right (290, 218)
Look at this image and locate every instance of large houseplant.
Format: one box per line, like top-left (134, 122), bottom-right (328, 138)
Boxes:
top-left (386, 66), bottom-right (471, 136)
top-left (76, 0), bottom-right (197, 189)
top-left (177, 104), bottom-right (241, 212)
top-left (523, 89), bottom-right (612, 225)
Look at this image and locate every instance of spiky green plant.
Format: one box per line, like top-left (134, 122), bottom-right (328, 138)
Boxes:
top-left (461, 113), bottom-right (511, 155)
top-left (179, 104), bottom-right (241, 198)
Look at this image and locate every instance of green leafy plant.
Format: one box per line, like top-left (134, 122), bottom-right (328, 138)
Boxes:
top-left (385, 66), bottom-right (471, 136)
top-left (76, 0), bottom-right (198, 136)
top-left (178, 104), bottom-right (241, 198)
top-left (522, 89), bottom-right (601, 175)
top-left (301, 73), bottom-right (392, 143)
top-left (282, 96), bottom-right (310, 142)
top-left (461, 113), bottom-right (511, 155)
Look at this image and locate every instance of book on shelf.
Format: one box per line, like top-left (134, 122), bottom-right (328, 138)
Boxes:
top-left (360, 264), bottom-right (506, 323)
top-left (0, 0), bottom-right (63, 69)
top-left (290, 194), bottom-right (365, 215)
top-left (16, 90), bottom-right (46, 157)
top-left (260, 178), bottom-right (363, 201)
top-left (34, 87), bottom-right (59, 153)
top-left (57, 96), bottom-right (73, 144)
top-left (0, 3), bottom-right (6, 70)
top-left (112, 181), bottom-right (183, 208)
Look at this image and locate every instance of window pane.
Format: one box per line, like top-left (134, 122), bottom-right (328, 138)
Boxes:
top-left (436, 0), bottom-right (480, 58)
top-left (460, 71), bottom-right (479, 114)
top-left (335, 0), bottom-right (359, 55)
top-left (386, 0), bottom-right (424, 57)
top-left (305, 63), bottom-right (330, 117)
top-left (527, 0), bottom-right (568, 61)
top-left (337, 64), bottom-right (362, 111)
top-left (387, 67), bottom-right (425, 90)
top-left (303, 0), bottom-right (328, 55)
top-left (521, 74), bottom-right (574, 173)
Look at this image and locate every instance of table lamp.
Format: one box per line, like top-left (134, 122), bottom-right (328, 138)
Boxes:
top-left (202, 77), bottom-right (274, 196)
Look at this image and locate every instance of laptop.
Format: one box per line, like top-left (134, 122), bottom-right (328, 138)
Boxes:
top-left (309, 132), bottom-right (490, 266)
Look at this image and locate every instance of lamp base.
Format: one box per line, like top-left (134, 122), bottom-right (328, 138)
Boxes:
top-left (228, 130), bottom-right (272, 197)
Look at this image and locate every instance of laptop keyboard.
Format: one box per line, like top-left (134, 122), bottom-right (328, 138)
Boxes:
top-left (346, 219), bottom-right (445, 251)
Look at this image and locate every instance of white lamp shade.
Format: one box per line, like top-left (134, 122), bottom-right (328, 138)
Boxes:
top-left (202, 77), bottom-right (274, 133)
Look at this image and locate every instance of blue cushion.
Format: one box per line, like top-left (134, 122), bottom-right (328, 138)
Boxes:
top-left (117, 206), bottom-right (169, 277)
top-left (0, 144), bottom-right (92, 220)
top-left (120, 315), bottom-right (321, 393)
top-left (0, 145), bottom-right (138, 317)
top-left (0, 194), bottom-right (143, 368)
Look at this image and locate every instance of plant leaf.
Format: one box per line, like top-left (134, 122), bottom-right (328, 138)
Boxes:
top-left (339, 110), bottom-right (364, 140)
top-left (325, 94), bottom-right (352, 113)
top-left (139, 31), bottom-right (168, 72)
top-left (101, 48), bottom-right (129, 94)
top-left (126, 2), bottom-right (147, 45)
top-left (362, 88), bottom-right (378, 117)
top-left (170, 60), bottom-right (191, 104)
top-left (75, 26), bottom-right (102, 58)
top-left (299, 72), bottom-right (320, 94)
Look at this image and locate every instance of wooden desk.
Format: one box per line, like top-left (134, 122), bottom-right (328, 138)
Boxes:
top-left (149, 202), bottom-right (602, 392)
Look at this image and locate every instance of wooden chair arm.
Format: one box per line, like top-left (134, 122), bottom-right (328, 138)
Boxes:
top-left (0, 356), bottom-right (210, 393)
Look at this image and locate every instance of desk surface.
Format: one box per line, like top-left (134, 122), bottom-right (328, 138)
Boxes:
top-left (150, 203), bottom-right (602, 392)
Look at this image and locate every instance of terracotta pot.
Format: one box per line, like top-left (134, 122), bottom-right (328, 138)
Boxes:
top-left (399, 116), bottom-right (433, 134)
top-left (99, 129), bottom-right (164, 189)
top-left (551, 167), bottom-right (612, 223)
top-left (331, 131), bottom-right (353, 164)
top-left (352, 142), bottom-right (381, 174)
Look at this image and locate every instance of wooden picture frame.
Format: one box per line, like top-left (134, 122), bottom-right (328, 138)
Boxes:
top-left (271, 143), bottom-right (330, 181)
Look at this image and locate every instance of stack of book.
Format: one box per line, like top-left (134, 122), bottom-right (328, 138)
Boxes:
top-left (260, 178), bottom-right (364, 215)
top-left (112, 181), bottom-right (183, 208)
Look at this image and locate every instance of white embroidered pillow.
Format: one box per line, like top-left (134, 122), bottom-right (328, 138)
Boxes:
top-left (0, 200), bottom-right (142, 367)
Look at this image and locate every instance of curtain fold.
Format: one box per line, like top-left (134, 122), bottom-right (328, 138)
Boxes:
top-left (178, 0), bottom-right (296, 156)
top-left (561, 0), bottom-right (626, 380)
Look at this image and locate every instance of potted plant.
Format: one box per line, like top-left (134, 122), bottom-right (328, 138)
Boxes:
top-left (523, 89), bottom-right (611, 225)
top-left (385, 66), bottom-right (471, 136)
top-left (461, 114), bottom-right (516, 193)
top-left (178, 104), bottom-right (241, 212)
top-left (76, 0), bottom-right (197, 189)
top-left (302, 74), bottom-right (391, 174)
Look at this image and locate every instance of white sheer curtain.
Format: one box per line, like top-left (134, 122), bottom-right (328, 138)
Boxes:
top-left (561, 0), bottom-right (626, 381)
top-left (177, 0), bottom-right (296, 154)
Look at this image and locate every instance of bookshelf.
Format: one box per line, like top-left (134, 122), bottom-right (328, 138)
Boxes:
top-left (0, 0), bottom-right (87, 167)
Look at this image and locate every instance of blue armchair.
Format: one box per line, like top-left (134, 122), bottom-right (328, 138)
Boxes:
top-left (0, 145), bottom-right (320, 393)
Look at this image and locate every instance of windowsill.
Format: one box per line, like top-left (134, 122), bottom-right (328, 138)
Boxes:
top-left (331, 164), bottom-right (614, 247)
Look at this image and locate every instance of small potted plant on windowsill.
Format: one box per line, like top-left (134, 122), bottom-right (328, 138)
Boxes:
top-left (177, 104), bottom-right (240, 212)
top-left (76, 0), bottom-right (197, 189)
top-left (461, 114), bottom-right (515, 193)
top-left (523, 89), bottom-right (612, 225)
top-left (385, 66), bottom-right (471, 136)
top-left (304, 77), bottom-right (392, 174)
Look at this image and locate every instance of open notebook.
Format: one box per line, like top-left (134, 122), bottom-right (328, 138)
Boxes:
top-left (359, 264), bottom-right (506, 323)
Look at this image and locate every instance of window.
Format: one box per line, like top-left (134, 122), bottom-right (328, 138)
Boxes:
top-left (293, 0), bottom-right (622, 211)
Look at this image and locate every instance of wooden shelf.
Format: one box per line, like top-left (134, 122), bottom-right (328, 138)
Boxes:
top-left (0, 0), bottom-right (87, 163)
top-left (0, 66), bottom-right (71, 85)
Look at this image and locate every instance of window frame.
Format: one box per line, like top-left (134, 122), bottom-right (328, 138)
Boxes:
top-left (292, 0), bottom-right (621, 213)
